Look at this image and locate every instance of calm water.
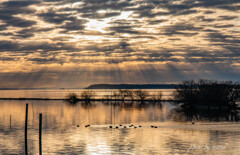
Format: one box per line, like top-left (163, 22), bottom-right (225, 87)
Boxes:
top-left (0, 100), bottom-right (240, 154)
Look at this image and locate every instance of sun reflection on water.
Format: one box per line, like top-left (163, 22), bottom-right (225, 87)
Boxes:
top-left (0, 100), bottom-right (240, 154)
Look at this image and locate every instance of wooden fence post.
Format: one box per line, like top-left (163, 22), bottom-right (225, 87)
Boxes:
top-left (39, 113), bottom-right (42, 155)
top-left (25, 103), bottom-right (28, 155)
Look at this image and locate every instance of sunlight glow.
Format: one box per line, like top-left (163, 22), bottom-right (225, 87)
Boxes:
top-left (85, 19), bottom-right (111, 33)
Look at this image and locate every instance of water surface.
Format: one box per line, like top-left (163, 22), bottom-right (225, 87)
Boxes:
top-left (0, 89), bottom-right (173, 99)
top-left (0, 100), bottom-right (240, 154)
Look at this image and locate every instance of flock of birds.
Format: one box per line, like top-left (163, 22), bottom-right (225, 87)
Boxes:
top-left (76, 121), bottom-right (196, 128)
top-left (76, 124), bottom-right (159, 128)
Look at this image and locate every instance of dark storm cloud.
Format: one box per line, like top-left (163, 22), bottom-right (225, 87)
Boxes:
top-left (81, 41), bottom-right (134, 55)
top-left (14, 27), bottom-right (53, 38)
top-left (0, 40), bottom-right (78, 55)
top-left (194, 16), bottom-right (215, 22)
top-left (108, 25), bottom-right (139, 34)
top-left (27, 57), bottom-right (64, 64)
top-left (59, 19), bottom-right (87, 32)
top-left (0, 56), bottom-right (18, 61)
top-left (81, 12), bottom-right (121, 19)
top-left (161, 22), bottom-right (202, 36)
top-left (167, 0), bottom-right (240, 11)
top-left (213, 24), bottom-right (235, 28)
top-left (0, 32), bottom-right (13, 36)
top-left (106, 19), bottom-right (142, 34)
top-left (207, 32), bottom-right (240, 45)
top-left (38, 10), bottom-right (76, 24)
top-left (127, 0), bottom-right (240, 19)
top-left (0, 16), bottom-right (36, 27)
top-left (19, 42), bottom-right (78, 53)
top-left (0, 41), bottom-right (19, 51)
top-left (148, 19), bottom-right (168, 25)
top-left (217, 15), bottom-right (239, 20)
top-left (0, 0), bottom-right (40, 29)
top-left (1, 1), bottom-right (40, 7)
top-left (80, 0), bottom-right (131, 11)
top-left (59, 0), bottom-right (133, 16)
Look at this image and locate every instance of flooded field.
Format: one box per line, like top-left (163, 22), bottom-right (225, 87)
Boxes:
top-left (0, 89), bottom-right (173, 100)
top-left (0, 100), bottom-right (239, 154)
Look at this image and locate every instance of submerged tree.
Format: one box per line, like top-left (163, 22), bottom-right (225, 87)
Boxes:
top-left (134, 89), bottom-right (149, 102)
top-left (125, 89), bottom-right (134, 101)
top-left (172, 80), bottom-right (199, 116)
top-left (151, 91), bottom-right (163, 103)
top-left (65, 92), bottom-right (79, 104)
top-left (112, 91), bottom-right (120, 100)
top-left (104, 94), bottom-right (111, 101)
top-left (118, 89), bottom-right (128, 100)
top-left (81, 90), bottom-right (95, 103)
top-left (172, 79), bottom-right (240, 121)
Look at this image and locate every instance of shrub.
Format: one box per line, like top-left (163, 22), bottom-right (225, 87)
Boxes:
top-left (65, 92), bottom-right (79, 103)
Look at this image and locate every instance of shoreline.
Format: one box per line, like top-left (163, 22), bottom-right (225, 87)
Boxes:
top-left (0, 98), bottom-right (177, 102)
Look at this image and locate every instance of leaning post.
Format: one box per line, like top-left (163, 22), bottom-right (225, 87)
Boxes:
top-left (25, 103), bottom-right (28, 155)
top-left (39, 113), bottom-right (42, 155)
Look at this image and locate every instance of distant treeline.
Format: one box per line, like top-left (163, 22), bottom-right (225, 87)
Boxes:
top-left (86, 84), bottom-right (179, 89)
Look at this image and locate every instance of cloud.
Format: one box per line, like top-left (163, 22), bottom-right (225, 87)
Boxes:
top-left (14, 27), bottom-right (53, 38)
top-left (59, 19), bottom-right (87, 32)
top-left (160, 22), bottom-right (202, 36)
top-left (38, 10), bottom-right (76, 24)
top-left (0, 0), bottom-right (240, 87)
top-left (0, 0), bottom-right (39, 29)
top-left (0, 41), bottom-right (19, 51)
top-left (81, 12), bottom-right (121, 19)
top-left (1, 0), bottom-right (40, 7)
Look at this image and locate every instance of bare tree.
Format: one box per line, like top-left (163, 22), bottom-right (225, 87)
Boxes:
top-left (81, 90), bottom-right (95, 102)
top-left (172, 79), bottom-right (240, 121)
top-left (112, 91), bottom-right (120, 100)
top-left (104, 94), bottom-right (111, 101)
top-left (118, 89), bottom-right (128, 100)
top-left (125, 89), bottom-right (134, 101)
top-left (151, 91), bottom-right (163, 102)
top-left (134, 89), bottom-right (149, 101)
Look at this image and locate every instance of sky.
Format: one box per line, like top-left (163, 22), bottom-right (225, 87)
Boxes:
top-left (0, 0), bottom-right (240, 88)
